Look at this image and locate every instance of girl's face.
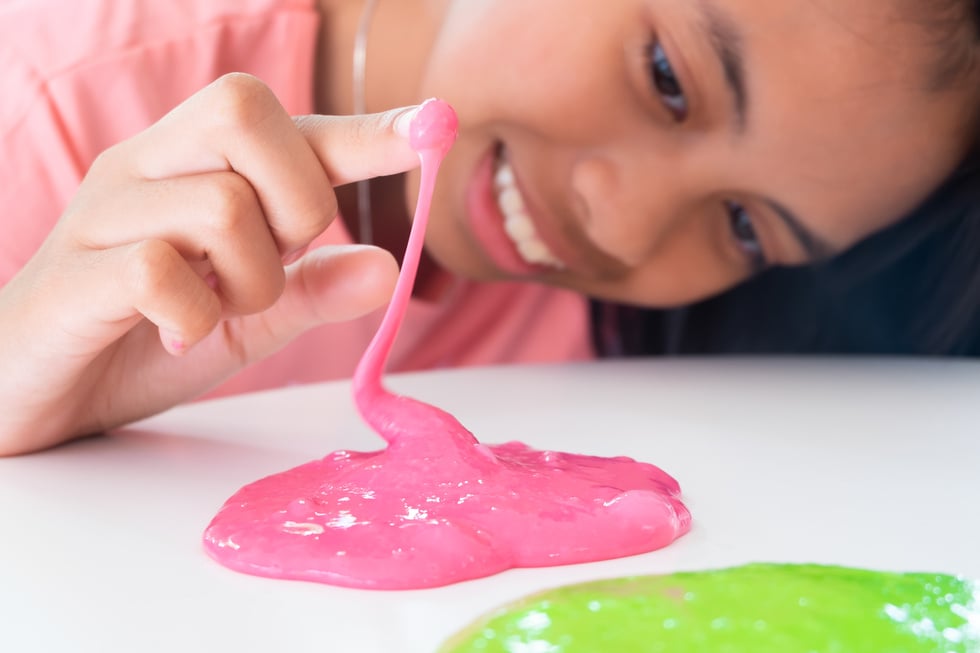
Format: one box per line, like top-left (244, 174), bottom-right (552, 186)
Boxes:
top-left (402, 0), bottom-right (976, 305)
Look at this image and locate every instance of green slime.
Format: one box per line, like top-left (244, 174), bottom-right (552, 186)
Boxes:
top-left (441, 563), bottom-right (979, 652)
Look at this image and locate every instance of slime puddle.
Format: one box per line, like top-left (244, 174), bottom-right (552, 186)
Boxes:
top-left (440, 563), bottom-right (980, 652)
top-left (203, 100), bottom-right (691, 589)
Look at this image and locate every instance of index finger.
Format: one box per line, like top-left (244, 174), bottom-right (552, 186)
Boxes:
top-left (127, 74), bottom-right (422, 255)
top-left (293, 107), bottom-right (423, 186)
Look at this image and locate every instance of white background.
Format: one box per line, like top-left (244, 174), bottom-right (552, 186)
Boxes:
top-left (2, 358), bottom-right (978, 652)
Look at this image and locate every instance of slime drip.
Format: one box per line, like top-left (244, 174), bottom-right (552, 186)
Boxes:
top-left (440, 563), bottom-right (980, 652)
top-left (203, 100), bottom-right (691, 589)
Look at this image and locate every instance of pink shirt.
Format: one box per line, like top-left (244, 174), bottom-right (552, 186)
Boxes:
top-left (0, 0), bottom-right (593, 397)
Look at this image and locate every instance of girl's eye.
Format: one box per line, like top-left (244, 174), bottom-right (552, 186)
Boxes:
top-left (725, 201), bottom-right (766, 269)
top-left (647, 41), bottom-right (688, 121)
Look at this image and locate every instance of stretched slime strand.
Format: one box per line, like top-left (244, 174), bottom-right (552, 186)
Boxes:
top-left (352, 99), bottom-right (461, 440)
top-left (202, 100), bottom-right (690, 590)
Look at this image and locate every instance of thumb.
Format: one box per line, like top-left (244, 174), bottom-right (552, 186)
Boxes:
top-left (243, 245), bottom-right (398, 357)
top-left (294, 105), bottom-right (423, 186)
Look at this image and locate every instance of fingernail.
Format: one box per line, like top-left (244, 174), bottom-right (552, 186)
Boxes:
top-left (394, 103), bottom-right (425, 138)
top-left (161, 329), bottom-right (186, 356)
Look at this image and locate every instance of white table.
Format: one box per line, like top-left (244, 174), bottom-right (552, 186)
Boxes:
top-left (2, 358), bottom-right (978, 652)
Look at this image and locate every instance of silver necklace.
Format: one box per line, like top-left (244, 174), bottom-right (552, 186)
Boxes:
top-left (352, 0), bottom-right (380, 244)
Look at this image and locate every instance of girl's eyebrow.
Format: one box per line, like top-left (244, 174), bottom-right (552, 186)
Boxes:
top-left (765, 197), bottom-right (839, 261)
top-left (697, 1), bottom-right (836, 261)
top-left (698, 0), bottom-right (749, 132)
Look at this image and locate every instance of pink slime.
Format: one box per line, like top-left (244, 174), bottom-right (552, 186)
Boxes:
top-left (203, 100), bottom-right (691, 589)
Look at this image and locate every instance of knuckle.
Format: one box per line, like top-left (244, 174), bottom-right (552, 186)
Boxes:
top-left (296, 202), bottom-right (335, 244)
top-left (123, 240), bottom-right (179, 301)
top-left (202, 173), bottom-right (256, 233)
top-left (342, 116), bottom-right (374, 151)
top-left (341, 111), bottom-right (395, 153)
top-left (206, 73), bottom-right (281, 133)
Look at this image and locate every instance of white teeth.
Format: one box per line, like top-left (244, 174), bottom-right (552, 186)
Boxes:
top-left (503, 211), bottom-right (535, 241)
top-left (498, 187), bottom-right (524, 216)
top-left (494, 162), bottom-right (515, 188)
top-left (493, 158), bottom-right (564, 269)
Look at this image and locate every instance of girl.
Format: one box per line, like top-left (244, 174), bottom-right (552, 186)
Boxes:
top-left (0, 0), bottom-right (977, 455)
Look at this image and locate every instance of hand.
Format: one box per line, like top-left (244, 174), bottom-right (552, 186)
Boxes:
top-left (0, 73), bottom-right (421, 456)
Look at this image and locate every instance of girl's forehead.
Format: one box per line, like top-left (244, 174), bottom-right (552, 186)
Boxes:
top-left (817, 0), bottom-right (977, 85)
top-left (733, 2), bottom-right (975, 237)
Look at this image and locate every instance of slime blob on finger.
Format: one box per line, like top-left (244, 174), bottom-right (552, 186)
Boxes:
top-left (440, 563), bottom-right (980, 653)
top-left (203, 99), bottom-right (691, 590)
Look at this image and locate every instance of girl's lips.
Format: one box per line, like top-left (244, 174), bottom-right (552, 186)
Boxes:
top-left (464, 145), bottom-right (566, 277)
top-left (465, 147), bottom-right (538, 276)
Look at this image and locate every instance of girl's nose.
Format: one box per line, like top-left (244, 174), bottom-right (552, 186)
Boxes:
top-left (570, 154), bottom-right (682, 267)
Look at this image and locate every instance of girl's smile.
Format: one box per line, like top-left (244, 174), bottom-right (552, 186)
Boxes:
top-left (321, 0), bottom-right (979, 307)
top-left (467, 142), bottom-right (624, 280)
top-left (464, 144), bottom-right (561, 277)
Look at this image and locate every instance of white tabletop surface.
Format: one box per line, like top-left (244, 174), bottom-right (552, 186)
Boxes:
top-left (1, 358), bottom-right (978, 652)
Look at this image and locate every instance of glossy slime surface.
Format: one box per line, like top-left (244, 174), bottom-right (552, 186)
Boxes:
top-left (441, 564), bottom-right (980, 652)
top-left (203, 99), bottom-right (690, 589)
